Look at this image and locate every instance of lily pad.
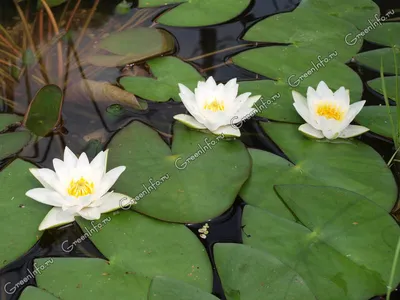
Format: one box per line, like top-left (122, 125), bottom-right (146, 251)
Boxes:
top-left (354, 47), bottom-right (400, 74)
top-left (298, 0), bottom-right (379, 29)
top-left (365, 22), bottom-right (400, 47)
top-left (0, 132), bottom-right (31, 160)
top-left (107, 121), bottom-right (251, 223)
top-left (242, 185), bottom-right (400, 299)
top-left (23, 84), bottom-right (63, 137)
top-left (242, 8), bottom-right (361, 62)
top-left (233, 46), bottom-right (363, 102)
top-left (0, 113), bottom-right (22, 131)
top-left (367, 76), bottom-right (400, 101)
top-left (214, 243), bottom-right (315, 300)
top-left (119, 56), bottom-right (204, 102)
top-left (19, 287), bottom-right (58, 300)
top-left (355, 105), bottom-right (397, 139)
top-left (149, 276), bottom-right (219, 300)
top-left (138, 0), bottom-right (251, 27)
top-left (87, 28), bottom-right (175, 67)
top-left (261, 122), bottom-right (397, 211)
top-left (0, 159), bottom-right (48, 268)
top-left (35, 210), bottom-right (212, 299)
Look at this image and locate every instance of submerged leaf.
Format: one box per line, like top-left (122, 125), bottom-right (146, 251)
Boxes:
top-left (0, 132), bottom-right (31, 160)
top-left (23, 84), bottom-right (63, 137)
top-left (0, 113), bottom-right (22, 131)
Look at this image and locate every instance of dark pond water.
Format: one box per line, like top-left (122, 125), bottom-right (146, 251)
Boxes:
top-left (0, 0), bottom-right (400, 299)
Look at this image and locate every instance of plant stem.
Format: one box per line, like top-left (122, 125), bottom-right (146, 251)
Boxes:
top-left (381, 58), bottom-right (397, 147)
top-left (185, 43), bottom-right (254, 62)
top-left (75, 0), bottom-right (99, 48)
top-left (65, 0), bottom-right (81, 32)
top-left (386, 236), bottom-right (400, 300)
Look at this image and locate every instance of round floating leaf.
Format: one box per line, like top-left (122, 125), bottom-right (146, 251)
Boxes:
top-left (365, 22), bottom-right (400, 47)
top-left (233, 46), bottom-right (363, 102)
top-left (120, 56), bottom-right (203, 102)
top-left (107, 121), bottom-right (251, 223)
top-left (239, 148), bottom-right (295, 220)
top-left (261, 122), bottom-right (397, 211)
top-left (243, 8), bottom-right (361, 62)
top-left (355, 105), bottom-right (396, 139)
top-left (19, 286), bottom-right (58, 300)
top-left (298, 0), bottom-right (379, 29)
top-left (35, 210), bottom-right (212, 299)
top-left (0, 159), bottom-right (48, 268)
top-left (0, 113), bottom-right (22, 131)
top-left (23, 84), bottom-right (63, 137)
top-left (355, 47), bottom-right (400, 74)
top-left (0, 132), bottom-right (31, 160)
top-left (138, 0), bottom-right (251, 27)
top-left (242, 185), bottom-right (400, 299)
top-left (238, 80), bottom-right (303, 123)
top-left (89, 27), bottom-right (175, 60)
top-left (214, 243), bottom-right (315, 300)
top-left (149, 276), bottom-right (219, 300)
top-left (368, 76), bottom-right (400, 101)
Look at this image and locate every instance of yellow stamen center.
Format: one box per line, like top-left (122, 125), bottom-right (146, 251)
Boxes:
top-left (67, 177), bottom-right (94, 198)
top-left (315, 102), bottom-right (345, 121)
top-left (203, 99), bottom-right (225, 112)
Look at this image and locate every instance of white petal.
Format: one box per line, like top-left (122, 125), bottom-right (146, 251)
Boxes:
top-left (242, 95), bottom-right (261, 109)
top-left (211, 125), bottom-right (240, 137)
top-left (334, 87), bottom-right (350, 107)
top-left (292, 91), bottom-right (312, 124)
top-left (77, 152), bottom-right (90, 169)
top-left (63, 146), bottom-right (78, 168)
top-left (337, 100), bottom-right (366, 133)
top-left (178, 83), bottom-right (206, 124)
top-left (173, 114), bottom-right (207, 129)
top-left (90, 150), bottom-right (107, 171)
top-left (233, 92), bottom-right (252, 108)
top-left (25, 188), bottom-right (65, 206)
top-left (29, 168), bottom-right (66, 195)
top-left (223, 78), bottom-right (239, 103)
top-left (96, 166), bottom-right (126, 197)
top-left (53, 158), bottom-right (70, 186)
top-left (77, 207), bottom-right (101, 220)
top-left (38, 207), bottom-right (75, 231)
top-left (316, 81), bottom-right (334, 99)
top-left (298, 124), bottom-right (324, 139)
top-left (205, 76), bottom-right (217, 89)
top-left (98, 192), bottom-right (130, 213)
top-left (339, 125), bottom-right (369, 138)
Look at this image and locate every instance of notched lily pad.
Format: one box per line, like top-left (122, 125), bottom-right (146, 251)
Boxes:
top-left (107, 121), bottom-right (251, 223)
top-left (355, 105), bottom-right (397, 139)
top-left (367, 76), bottom-right (400, 101)
top-left (0, 113), bottom-right (22, 131)
top-left (355, 47), bottom-right (400, 74)
top-left (365, 22), bottom-right (400, 47)
top-left (0, 132), bottom-right (31, 160)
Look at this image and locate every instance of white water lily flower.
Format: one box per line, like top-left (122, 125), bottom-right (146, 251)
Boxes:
top-left (292, 81), bottom-right (369, 139)
top-left (26, 147), bottom-right (127, 231)
top-left (173, 76), bottom-right (261, 137)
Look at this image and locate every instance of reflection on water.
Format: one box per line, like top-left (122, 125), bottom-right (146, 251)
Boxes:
top-left (0, 0), bottom-right (400, 299)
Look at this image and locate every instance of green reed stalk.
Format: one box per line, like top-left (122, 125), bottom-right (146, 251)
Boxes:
top-left (387, 236), bottom-right (400, 300)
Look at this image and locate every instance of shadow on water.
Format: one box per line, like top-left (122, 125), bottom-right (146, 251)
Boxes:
top-left (0, 0), bottom-right (400, 299)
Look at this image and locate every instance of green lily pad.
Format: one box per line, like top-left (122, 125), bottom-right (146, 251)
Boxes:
top-left (120, 56), bottom-right (203, 102)
top-left (242, 185), bottom-right (400, 299)
top-left (261, 122), bottom-right (397, 211)
top-left (35, 210), bottom-right (212, 299)
top-left (138, 0), bottom-right (251, 27)
top-left (149, 276), bottom-right (219, 300)
top-left (107, 121), bottom-right (251, 223)
top-left (87, 28), bottom-right (175, 67)
top-left (214, 243), bottom-right (315, 300)
top-left (298, 0), bottom-right (379, 29)
top-left (365, 22), bottom-right (400, 47)
top-left (23, 84), bottom-right (63, 137)
top-left (239, 148), bottom-right (295, 220)
top-left (233, 46), bottom-right (363, 102)
top-left (242, 8), bottom-right (361, 62)
top-left (0, 113), bottom-right (22, 131)
top-left (19, 287), bottom-right (58, 300)
top-left (354, 47), bottom-right (400, 74)
top-left (355, 105), bottom-right (397, 139)
top-left (0, 159), bottom-right (48, 268)
top-left (368, 76), bottom-right (400, 101)
top-left (0, 132), bottom-right (31, 160)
